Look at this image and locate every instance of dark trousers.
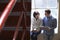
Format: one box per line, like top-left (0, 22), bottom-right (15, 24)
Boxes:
top-left (30, 30), bottom-right (41, 40)
top-left (43, 34), bottom-right (54, 40)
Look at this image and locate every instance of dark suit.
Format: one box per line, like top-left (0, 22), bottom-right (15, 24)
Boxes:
top-left (43, 16), bottom-right (57, 40)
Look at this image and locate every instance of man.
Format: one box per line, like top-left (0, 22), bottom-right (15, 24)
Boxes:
top-left (43, 9), bottom-right (57, 40)
top-left (30, 11), bottom-right (42, 40)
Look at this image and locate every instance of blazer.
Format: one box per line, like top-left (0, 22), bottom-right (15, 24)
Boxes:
top-left (43, 16), bottom-right (57, 35)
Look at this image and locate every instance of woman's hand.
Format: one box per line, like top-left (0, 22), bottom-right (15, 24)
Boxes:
top-left (32, 30), bottom-right (37, 32)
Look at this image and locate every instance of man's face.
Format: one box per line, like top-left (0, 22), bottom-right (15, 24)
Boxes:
top-left (45, 12), bottom-right (50, 17)
top-left (35, 14), bottom-right (40, 19)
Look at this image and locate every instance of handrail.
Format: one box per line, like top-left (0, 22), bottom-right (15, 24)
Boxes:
top-left (0, 0), bottom-right (17, 30)
top-left (21, 12), bottom-right (27, 40)
top-left (13, 12), bottom-right (23, 40)
top-left (21, 0), bottom-right (27, 40)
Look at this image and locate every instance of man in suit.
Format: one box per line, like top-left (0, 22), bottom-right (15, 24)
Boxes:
top-left (43, 9), bottom-right (57, 40)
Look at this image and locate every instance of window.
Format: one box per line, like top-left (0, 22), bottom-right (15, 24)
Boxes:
top-left (31, 0), bottom-right (59, 34)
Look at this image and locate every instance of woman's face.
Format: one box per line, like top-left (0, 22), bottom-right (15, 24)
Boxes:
top-left (35, 14), bottom-right (40, 19)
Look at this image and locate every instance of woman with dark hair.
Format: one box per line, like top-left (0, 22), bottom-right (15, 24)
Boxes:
top-left (30, 11), bottom-right (43, 40)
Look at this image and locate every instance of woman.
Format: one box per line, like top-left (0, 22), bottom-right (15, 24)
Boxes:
top-left (30, 11), bottom-right (43, 40)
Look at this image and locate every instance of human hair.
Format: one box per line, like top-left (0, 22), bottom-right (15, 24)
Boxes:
top-left (45, 9), bottom-right (51, 14)
top-left (33, 11), bottom-right (40, 18)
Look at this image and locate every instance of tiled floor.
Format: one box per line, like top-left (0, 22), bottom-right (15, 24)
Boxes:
top-left (30, 34), bottom-right (58, 40)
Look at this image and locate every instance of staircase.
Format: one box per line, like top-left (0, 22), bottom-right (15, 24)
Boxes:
top-left (0, 0), bottom-right (31, 40)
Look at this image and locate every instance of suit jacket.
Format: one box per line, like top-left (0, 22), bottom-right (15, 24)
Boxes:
top-left (43, 16), bottom-right (57, 35)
